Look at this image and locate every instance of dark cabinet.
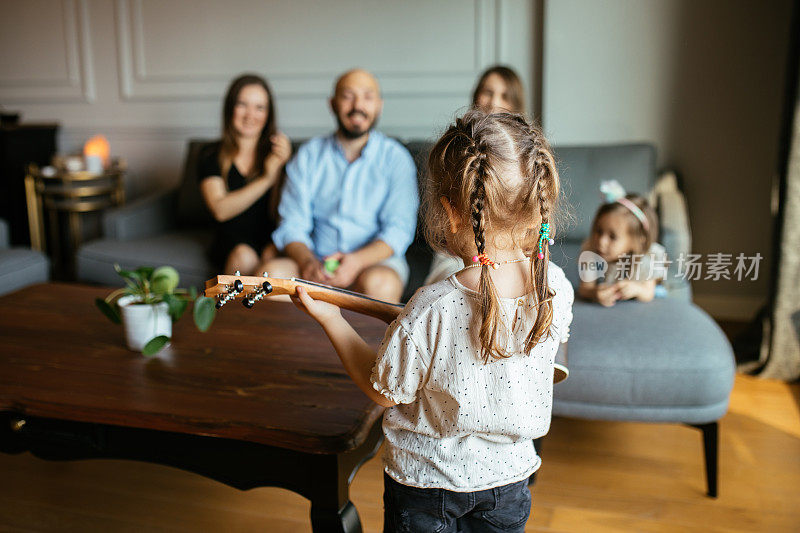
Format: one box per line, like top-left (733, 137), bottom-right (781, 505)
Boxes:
top-left (0, 123), bottom-right (58, 245)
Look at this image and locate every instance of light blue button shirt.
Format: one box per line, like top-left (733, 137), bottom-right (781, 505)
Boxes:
top-left (272, 131), bottom-right (419, 267)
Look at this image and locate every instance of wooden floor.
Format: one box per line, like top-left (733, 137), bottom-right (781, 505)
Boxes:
top-left (0, 373), bottom-right (798, 532)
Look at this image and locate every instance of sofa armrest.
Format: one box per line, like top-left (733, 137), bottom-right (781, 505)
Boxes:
top-left (103, 189), bottom-right (179, 241)
top-left (0, 219), bottom-right (9, 249)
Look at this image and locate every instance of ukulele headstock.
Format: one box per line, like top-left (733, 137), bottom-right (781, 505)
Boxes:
top-left (204, 271), bottom-right (292, 309)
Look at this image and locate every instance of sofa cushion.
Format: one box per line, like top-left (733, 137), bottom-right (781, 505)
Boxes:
top-left (76, 230), bottom-right (214, 288)
top-left (555, 144), bottom-right (656, 242)
top-left (0, 248), bottom-right (50, 296)
top-left (553, 298), bottom-right (735, 423)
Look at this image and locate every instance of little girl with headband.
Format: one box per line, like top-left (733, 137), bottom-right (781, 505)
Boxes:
top-left (579, 180), bottom-right (667, 307)
top-left (291, 110), bottom-right (573, 532)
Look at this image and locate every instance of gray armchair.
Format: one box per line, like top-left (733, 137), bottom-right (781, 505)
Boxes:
top-left (547, 144), bottom-right (734, 498)
top-left (76, 142), bottom-right (216, 288)
top-left (0, 218), bottom-right (50, 296)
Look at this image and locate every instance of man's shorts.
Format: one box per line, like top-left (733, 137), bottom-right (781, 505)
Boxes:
top-left (378, 255), bottom-right (410, 287)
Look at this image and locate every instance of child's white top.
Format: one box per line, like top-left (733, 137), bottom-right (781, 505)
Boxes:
top-left (370, 262), bottom-right (574, 492)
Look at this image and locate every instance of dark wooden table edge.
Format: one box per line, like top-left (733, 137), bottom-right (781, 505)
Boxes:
top-left (0, 399), bottom-right (386, 455)
top-left (0, 410), bottom-right (385, 531)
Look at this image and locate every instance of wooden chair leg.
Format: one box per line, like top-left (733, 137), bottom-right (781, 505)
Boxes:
top-left (688, 421), bottom-right (719, 498)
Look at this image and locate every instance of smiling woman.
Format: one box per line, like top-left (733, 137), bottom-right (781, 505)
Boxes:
top-left (198, 74), bottom-right (293, 276)
top-left (472, 65), bottom-right (526, 116)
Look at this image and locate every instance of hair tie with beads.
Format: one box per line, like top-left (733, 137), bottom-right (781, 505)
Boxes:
top-left (472, 253), bottom-right (499, 269)
top-left (537, 222), bottom-right (554, 259)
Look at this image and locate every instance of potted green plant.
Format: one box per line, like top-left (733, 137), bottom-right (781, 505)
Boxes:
top-left (95, 265), bottom-right (216, 355)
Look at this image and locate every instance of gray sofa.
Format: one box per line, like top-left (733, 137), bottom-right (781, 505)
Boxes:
top-left (76, 140), bottom-right (435, 295)
top-left (76, 139), bottom-right (734, 497)
top-left (0, 218), bottom-right (50, 296)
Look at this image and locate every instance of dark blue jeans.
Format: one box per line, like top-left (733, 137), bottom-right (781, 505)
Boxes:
top-left (383, 474), bottom-right (532, 533)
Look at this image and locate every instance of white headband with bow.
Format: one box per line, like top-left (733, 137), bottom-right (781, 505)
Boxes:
top-left (599, 179), bottom-right (649, 232)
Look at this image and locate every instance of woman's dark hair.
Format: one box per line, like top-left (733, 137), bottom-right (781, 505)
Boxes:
top-left (219, 73), bottom-right (277, 181)
top-left (471, 65), bottom-right (526, 116)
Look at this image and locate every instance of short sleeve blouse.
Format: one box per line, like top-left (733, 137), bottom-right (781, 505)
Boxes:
top-left (369, 262), bottom-right (574, 491)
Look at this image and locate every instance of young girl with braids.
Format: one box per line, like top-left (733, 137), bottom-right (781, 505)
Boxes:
top-left (426, 64), bottom-right (529, 285)
top-left (292, 110), bottom-right (573, 532)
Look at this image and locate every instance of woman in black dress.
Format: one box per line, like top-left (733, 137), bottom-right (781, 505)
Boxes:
top-left (198, 73), bottom-right (292, 275)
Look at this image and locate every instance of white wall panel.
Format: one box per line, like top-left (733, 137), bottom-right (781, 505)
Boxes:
top-left (0, 0), bottom-right (95, 102)
top-left (115, 0), bottom-right (500, 101)
top-left (3, 0), bottom-right (534, 199)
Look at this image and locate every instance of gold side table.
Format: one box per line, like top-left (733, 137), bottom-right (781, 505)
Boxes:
top-left (25, 160), bottom-right (126, 279)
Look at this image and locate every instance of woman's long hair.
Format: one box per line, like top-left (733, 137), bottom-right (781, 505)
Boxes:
top-left (219, 74), bottom-right (277, 181)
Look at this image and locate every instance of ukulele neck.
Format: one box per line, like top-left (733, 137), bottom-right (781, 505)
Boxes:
top-left (291, 278), bottom-right (404, 324)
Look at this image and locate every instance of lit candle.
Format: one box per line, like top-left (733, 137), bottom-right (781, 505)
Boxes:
top-left (83, 135), bottom-right (110, 174)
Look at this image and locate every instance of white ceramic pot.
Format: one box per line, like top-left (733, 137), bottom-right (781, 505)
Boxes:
top-left (117, 295), bottom-right (172, 352)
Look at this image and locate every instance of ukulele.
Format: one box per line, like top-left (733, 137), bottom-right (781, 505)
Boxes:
top-left (204, 274), bottom-right (568, 383)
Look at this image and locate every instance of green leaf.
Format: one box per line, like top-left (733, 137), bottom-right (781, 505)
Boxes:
top-left (151, 266), bottom-right (180, 294)
top-left (122, 277), bottom-right (142, 293)
top-left (163, 293), bottom-right (188, 322)
top-left (193, 296), bottom-right (216, 332)
top-left (142, 335), bottom-right (170, 356)
top-left (116, 267), bottom-right (142, 283)
top-left (189, 286), bottom-right (198, 300)
top-left (95, 298), bottom-right (121, 324)
top-left (135, 266), bottom-right (155, 281)
top-left (115, 266), bottom-right (144, 294)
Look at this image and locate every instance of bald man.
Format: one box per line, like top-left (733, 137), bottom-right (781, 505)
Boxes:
top-left (267, 69), bottom-right (419, 302)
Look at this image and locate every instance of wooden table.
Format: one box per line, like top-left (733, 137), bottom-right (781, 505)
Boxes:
top-left (0, 283), bottom-right (387, 532)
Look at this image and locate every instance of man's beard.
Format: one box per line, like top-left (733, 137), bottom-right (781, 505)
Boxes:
top-left (335, 110), bottom-right (379, 140)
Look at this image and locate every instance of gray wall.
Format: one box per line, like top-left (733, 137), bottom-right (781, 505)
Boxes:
top-left (1, 0), bottom-right (535, 199)
top-left (544, 0), bottom-right (793, 319)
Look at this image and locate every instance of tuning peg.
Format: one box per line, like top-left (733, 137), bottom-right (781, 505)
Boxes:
top-left (215, 291), bottom-right (236, 309)
top-left (216, 277), bottom-right (245, 310)
top-left (241, 280), bottom-right (273, 309)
